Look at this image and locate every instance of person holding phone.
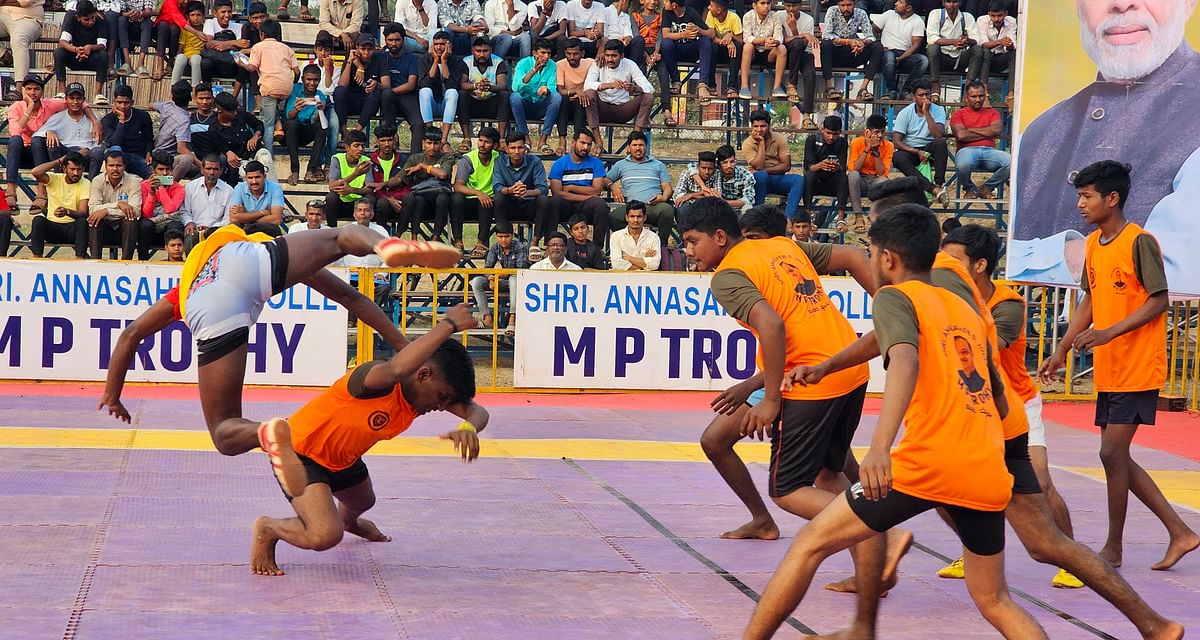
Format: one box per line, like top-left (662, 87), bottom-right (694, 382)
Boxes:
top-left (802, 114), bottom-right (849, 229)
top-left (138, 152), bottom-right (187, 260)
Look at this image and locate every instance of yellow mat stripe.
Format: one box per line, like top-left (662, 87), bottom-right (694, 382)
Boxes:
top-left (1062, 466), bottom-right (1200, 513)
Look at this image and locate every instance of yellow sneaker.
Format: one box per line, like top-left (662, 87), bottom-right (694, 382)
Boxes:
top-left (937, 556), bottom-right (965, 579)
top-left (1052, 569), bottom-right (1084, 589)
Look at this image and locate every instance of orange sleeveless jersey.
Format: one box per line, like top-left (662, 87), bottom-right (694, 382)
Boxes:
top-left (988, 285), bottom-right (1039, 403)
top-left (717, 237), bottom-right (869, 400)
top-left (886, 281), bottom-right (1012, 512)
top-left (288, 369), bottom-right (419, 471)
top-left (933, 252), bottom-right (1028, 439)
top-left (1085, 224), bottom-right (1167, 392)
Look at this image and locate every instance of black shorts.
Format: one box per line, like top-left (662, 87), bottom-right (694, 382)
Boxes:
top-left (1005, 433), bottom-right (1041, 495)
top-left (196, 326), bottom-right (250, 366)
top-left (748, 49), bottom-right (774, 66)
top-left (1095, 390), bottom-right (1158, 427)
top-left (768, 383), bottom-right (866, 497)
top-left (264, 236), bottom-right (290, 296)
top-left (846, 485), bottom-right (1006, 556)
top-left (276, 454), bottom-right (370, 501)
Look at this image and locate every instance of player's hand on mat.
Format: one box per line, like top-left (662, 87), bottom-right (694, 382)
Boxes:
top-left (1036, 351), bottom-right (1066, 385)
top-left (740, 398), bottom-right (779, 441)
top-left (98, 395), bottom-right (131, 423)
top-left (444, 303), bottom-right (478, 332)
top-left (440, 428), bottom-right (480, 462)
top-left (783, 363), bottom-right (827, 390)
top-left (1073, 327), bottom-right (1112, 352)
top-left (711, 379), bottom-right (754, 415)
top-left (859, 447), bottom-right (892, 501)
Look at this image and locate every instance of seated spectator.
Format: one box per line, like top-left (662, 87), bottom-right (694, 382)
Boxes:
top-left (99, 85), bottom-right (154, 178)
top-left (334, 34), bottom-right (388, 138)
top-left (325, 129), bottom-right (374, 226)
top-left (820, 0), bottom-right (882, 101)
top-left (55, 0), bottom-right (110, 105)
top-left (583, 40), bottom-right (654, 151)
top-left (368, 125), bottom-right (407, 230)
top-left (458, 36), bottom-right (511, 147)
top-left (530, 232), bottom-right (581, 270)
top-left (137, 153), bottom-right (186, 260)
top-left (940, 215), bottom-right (961, 238)
top-left (0, 0), bottom-right (42, 100)
top-left (284, 65), bottom-right (331, 185)
top-left (469, 221), bottom-right (528, 334)
top-left (609, 201), bottom-right (660, 271)
top-left (87, 150), bottom-right (141, 260)
top-left (511, 38), bottom-right (561, 154)
top-left (29, 152), bottom-right (91, 258)
top-left (33, 82), bottom-right (103, 167)
top-left (790, 209), bottom-right (815, 241)
top-left (394, 0), bottom-right (437, 53)
top-left (975, 0), bottom-right (1015, 101)
top-left (743, 109), bottom-right (801, 218)
top-left (738, 0), bottom-right (786, 99)
top-left (188, 83), bottom-right (217, 146)
top-left (162, 229), bottom-right (185, 261)
top-left (380, 23), bottom-right (426, 154)
top-left (205, 91), bottom-right (273, 184)
top-left (169, 1), bottom-right (205, 86)
top-left (150, 81), bottom-right (200, 181)
top-left (548, 128), bottom-right (610, 245)
top-left (8, 77), bottom-right (94, 213)
top-left (438, 0), bottom-right (488, 55)
top-left (418, 31), bottom-right (466, 146)
top-left (606, 131), bottom-right (675, 246)
top-left (715, 144), bottom-right (756, 213)
top-left (739, 203), bottom-right (788, 239)
top-left (632, 0), bottom-right (660, 69)
top-left (152, 0), bottom-right (187, 82)
top-left (673, 151), bottom-right (721, 214)
top-left (313, 35), bottom-right (343, 169)
top-left (180, 154), bottom-right (233, 251)
top-left (565, 214), bottom-right (608, 269)
top-left (658, 0), bottom-right (714, 116)
top-left (454, 127), bottom-right (502, 255)
top-left (484, 0), bottom-right (530, 60)
top-left (964, 0), bottom-right (1014, 18)
top-left (873, 0), bottom-right (928, 100)
top-left (239, 19), bottom-right (297, 160)
top-left (289, 200), bottom-right (327, 233)
top-left (116, 0), bottom-right (155, 77)
top-left (493, 132), bottom-right (553, 256)
top-left (554, 38), bottom-right (594, 155)
top-left (395, 130), bottom-right (457, 241)
top-left (339, 199), bottom-right (393, 321)
top-left (565, 0), bottom-right (604, 58)
top-left (199, 0), bottom-right (250, 96)
top-left (229, 160), bottom-right (285, 236)
top-left (604, 0), bottom-right (641, 64)
top-left (528, 0), bottom-right (569, 50)
top-left (846, 113), bottom-right (894, 228)
top-left (779, 0), bottom-right (819, 128)
top-left (891, 78), bottom-right (949, 202)
top-left (950, 80), bottom-right (1008, 200)
top-left (802, 114), bottom-right (849, 227)
top-left (925, 0), bottom-right (980, 99)
top-left (318, 0), bottom-right (364, 52)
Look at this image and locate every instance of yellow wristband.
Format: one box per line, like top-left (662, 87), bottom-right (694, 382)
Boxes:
top-left (457, 421), bottom-right (476, 433)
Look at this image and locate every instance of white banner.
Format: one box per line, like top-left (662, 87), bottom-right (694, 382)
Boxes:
top-left (513, 270), bottom-right (883, 392)
top-left (0, 259), bottom-right (349, 386)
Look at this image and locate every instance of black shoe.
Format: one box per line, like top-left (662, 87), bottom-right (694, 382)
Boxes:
top-left (0, 49), bottom-right (12, 68)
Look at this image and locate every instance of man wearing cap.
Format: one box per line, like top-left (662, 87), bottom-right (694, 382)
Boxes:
top-left (33, 82), bottom-right (103, 165)
top-left (55, 0), bottom-right (110, 105)
top-left (98, 85), bottom-right (154, 179)
top-left (333, 33), bottom-right (389, 137)
top-left (6, 76), bottom-right (101, 215)
top-left (458, 37), bottom-right (511, 145)
top-left (87, 150), bottom-right (142, 260)
top-left (0, 0), bottom-right (44, 100)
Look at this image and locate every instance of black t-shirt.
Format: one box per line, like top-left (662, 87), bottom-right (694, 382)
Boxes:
top-left (662, 8), bottom-right (705, 39)
top-left (804, 135), bottom-right (849, 172)
top-left (566, 238), bottom-right (608, 270)
top-left (343, 51), bottom-right (391, 94)
top-left (65, 16), bottom-right (106, 47)
top-left (100, 108), bottom-right (153, 155)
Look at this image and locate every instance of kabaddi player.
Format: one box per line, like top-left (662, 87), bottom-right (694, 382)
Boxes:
top-left (98, 224), bottom-right (461, 497)
top-left (251, 303), bottom-right (486, 576)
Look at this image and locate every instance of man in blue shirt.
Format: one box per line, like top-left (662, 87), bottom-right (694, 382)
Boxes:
top-left (891, 78), bottom-right (949, 203)
top-left (510, 38), bottom-right (561, 155)
top-left (229, 161), bottom-right (286, 236)
top-left (380, 23), bottom-right (426, 154)
top-left (493, 132), bottom-right (553, 254)
top-left (605, 131), bottom-right (675, 245)
top-left (549, 128), bottom-right (610, 246)
top-left (283, 65), bottom-right (330, 185)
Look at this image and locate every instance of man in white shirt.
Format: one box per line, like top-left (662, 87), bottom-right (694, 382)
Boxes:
top-left (529, 232), bottom-right (582, 270)
top-left (394, 0), bottom-right (438, 52)
top-left (925, 0), bottom-right (980, 99)
top-left (872, 0), bottom-right (928, 100)
top-left (974, 0), bottom-right (1015, 89)
top-left (180, 154), bottom-right (233, 252)
top-left (527, 0), bottom-right (569, 50)
top-left (484, 0), bottom-right (530, 60)
top-left (288, 200), bottom-right (327, 233)
top-left (779, 0), bottom-right (819, 128)
top-left (565, 0), bottom-right (605, 57)
top-left (609, 201), bottom-right (660, 271)
top-left (33, 82), bottom-right (102, 163)
top-left (583, 40), bottom-right (654, 148)
top-left (603, 0), bottom-right (640, 63)
top-left (338, 200), bottom-right (393, 319)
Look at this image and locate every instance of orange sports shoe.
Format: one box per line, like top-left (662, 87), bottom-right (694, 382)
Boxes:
top-left (374, 238), bottom-right (462, 269)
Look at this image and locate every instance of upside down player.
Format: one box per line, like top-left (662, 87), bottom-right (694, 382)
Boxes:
top-left (251, 303), bottom-right (487, 576)
top-left (97, 224), bottom-right (462, 497)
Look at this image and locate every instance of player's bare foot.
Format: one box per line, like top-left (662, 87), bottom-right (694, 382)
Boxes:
top-left (251, 516), bottom-right (284, 576)
top-left (259, 418), bottom-right (307, 498)
top-left (1098, 545), bottom-right (1122, 568)
top-left (882, 529), bottom-right (914, 586)
top-left (1151, 530), bottom-right (1199, 570)
top-left (345, 517), bottom-right (391, 542)
top-left (720, 517), bottom-right (780, 540)
top-left (1146, 620), bottom-right (1185, 640)
top-left (821, 576), bottom-right (890, 598)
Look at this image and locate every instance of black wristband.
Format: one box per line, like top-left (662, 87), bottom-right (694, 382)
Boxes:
top-left (446, 317), bottom-right (461, 333)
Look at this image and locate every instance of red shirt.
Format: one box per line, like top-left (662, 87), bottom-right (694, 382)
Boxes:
top-left (165, 286), bottom-right (182, 321)
top-left (950, 107), bottom-right (1000, 149)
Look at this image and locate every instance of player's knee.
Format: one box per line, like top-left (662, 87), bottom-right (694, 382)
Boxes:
top-left (699, 427), bottom-right (730, 458)
top-left (212, 437), bottom-right (243, 457)
top-left (309, 526), bottom-right (344, 551)
top-left (1098, 444), bottom-right (1124, 469)
top-left (970, 588), bottom-right (1010, 619)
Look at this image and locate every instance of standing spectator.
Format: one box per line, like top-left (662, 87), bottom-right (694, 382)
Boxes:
top-left (418, 31), bottom-right (466, 146)
top-left (744, 109), bottom-right (801, 219)
top-left (950, 80), bottom-right (1008, 199)
top-left (115, 0), bottom-right (154, 77)
top-left (7, 77), bottom-right (97, 212)
top-left (565, 213), bottom-right (607, 269)
top-left (368, 125), bottom-right (407, 230)
top-left (565, 0), bottom-right (605, 58)
top-left (334, 34), bottom-right (388, 138)
top-left (55, 0), bottom-right (110, 104)
top-left (98, 85), bottom-right (153, 178)
top-left (454, 127), bottom-right (502, 255)
top-left (802, 114), bottom-right (849, 227)
top-left (975, 0), bottom-right (1015, 102)
top-left (169, 1), bottom-right (204, 87)
top-left (609, 201), bottom-right (661, 271)
top-left (180, 154), bottom-right (233, 251)
top-left (673, 151), bottom-right (721, 214)
top-left (283, 65), bottom-right (330, 185)
top-left (583, 40), bottom-right (653, 152)
top-left (469, 221), bottom-right (528, 334)
top-left (0, 0), bottom-right (44, 99)
top-left (530, 232), bottom-right (581, 270)
top-left (892, 78), bottom-right (949, 202)
top-left (395, 130), bottom-right (457, 242)
top-left (738, 0), bottom-right (786, 100)
top-left (658, 0), bottom-right (714, 112)
top-left (604, 0), bottom-right (640, 63)
top-left (873, 0), bottom-right (928, 100)
top-left (845, 113), bottom-right (894, 229)
top-left (925, 0), bottom-right (980, 100)
top-left (715, 144), bottom-right (756, 213)
top-left (199, 0), bottom-right (250, 97)
top-left (820, 0), bottom-right (882, 101)
top-left (606, 130), bottom-right (675, 246)
top-left (229, 160), bottom-right (285, 236)
top-left (438, 0), bottom-right (487, 55)
top-left (554, 38), bottom-right (593, 155)
top-left (240, 19), bottom-right (298, 160)
top-left (87, 150), bottom-right (141, 260)
top-left (484, 0), bottom-right (530, 60)
top-left (150, 81), bottom-right (200, 181)
top-left (548, 128), bottom-right (610, 244)
top-left (318, 0), bottom-right (363, 52)
top-left (137, 153), bottom-right (186, 260)
top-left (313, 35), bottom-right (342, 170)
top-left (493, 132), bottom-right (553, 254)
top-left (706, 0), bottom-right (742, 98)
top-left (28, 153), bottom-right (90, 258)
top-left (380, 23), bottom-right (427, 154)
top-left (394, 0), bottom-right (438, 53)
top-left (511, 38), bottom-right (561, 154)
top-left (33, 82), bottom-right (103, 166)
top-left (458, 37), bottom-right (512, 147)
top-left (779, 0), bottom-right (819, 129)
top-left (205, 92), bottom-right (272, 185)
top-left (325, 129), bottom-right (374, 226)
top-left (528, 0), bottom-right (568, 49)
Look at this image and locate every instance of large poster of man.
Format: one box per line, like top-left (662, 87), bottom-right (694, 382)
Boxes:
top-left (1010, 0), bottom-right (1200, 296)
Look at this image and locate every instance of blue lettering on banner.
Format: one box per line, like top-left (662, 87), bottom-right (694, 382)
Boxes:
top-left (27, 273), bottom-right (179, 306)
top-left (827, 289), bottom-right (873, 320)
top-left (692, 329), bottom-right (722, 379)
top-left (271, 324), bottom-right (304, 374)
top-left (727, 330), bottom-right (756, 378)
top-left (92, 318), bottom-right (123, 369)
top-left (660, 328), bottom-right (689, 378)
top-left (601, 285), bottom-right (726, 317)
top-left (42, 316), bottom-right (73, 367)
top-left (659, 327), bottom-right (758, 380)
top-left (614, 327), bottom-right (644, 377)
top-left (554, 326), bottom-right (596, 376)
top-left (0, 271), bottom-right (12, 302)
top-left (0, 316), bottom-right (20, 366)
top-left (267, 286), bottom-right (338, 311)
top-left (523, 282), bottom-right (589, 313)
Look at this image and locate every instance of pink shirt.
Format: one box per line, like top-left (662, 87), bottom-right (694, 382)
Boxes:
top-left (248, 39), bottom-right (299, 99)
top-left (141, 181), bottom-right (186, 218)
top-left (8, 98), bottom-right (69, 145)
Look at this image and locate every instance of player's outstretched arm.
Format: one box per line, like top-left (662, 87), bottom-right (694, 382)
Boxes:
top-left (447, 400), bottom-right (490, 433)
top-left (305, 268), bottom-right (410, 351)
top-left (361, 303), bottom-right (479, 390)
top-left (826, 245), bottom-right (877, 295)
top-left (98, 297), bottom-right (177, 422)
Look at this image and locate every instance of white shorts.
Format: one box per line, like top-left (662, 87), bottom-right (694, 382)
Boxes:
top-left (184, 241), bottom-right (275, 342)
top-left (1024, 393), bottom-right (1046, 448)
